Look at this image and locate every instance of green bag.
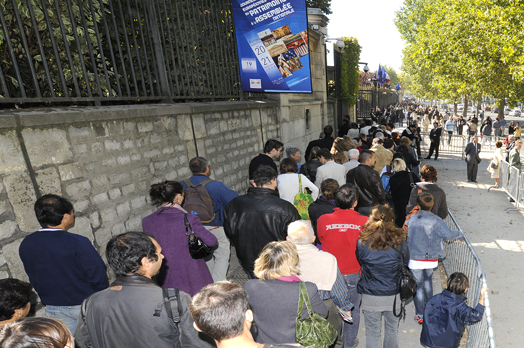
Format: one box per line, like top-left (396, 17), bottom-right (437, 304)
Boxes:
top-left (295, 282), bottom-right (337, 348)
top-left (293, 175), bottom-right (314, 219)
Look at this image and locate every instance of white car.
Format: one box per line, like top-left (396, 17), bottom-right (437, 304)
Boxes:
top-left (509, 109), bottom-right (521, 117)
top-left (457, 104), bottom-right (464, 111)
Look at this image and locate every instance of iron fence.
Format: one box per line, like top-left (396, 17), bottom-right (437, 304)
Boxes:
top-left (443, 211), bottom-right (496, 348)
top-left (0, 0), bottom-right (240, 105)
top-left (419, 132), bottom-right (467, 157)
top-left (356, 88), bottom-right (399, 121)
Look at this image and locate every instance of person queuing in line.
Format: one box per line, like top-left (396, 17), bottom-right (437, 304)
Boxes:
top-left (244, 241), bottom-right (328, 345)
top-left (308, 178), bottom-right (339, 239)
top-left (315, 148), bottom-right (347, 187)
top-left (0, 317), bottom-right (75, 348)
top-left (509, 139), bottom-right (523, 171)
top-left (356, 205), bottom-right (408, 348)
top-left (407, 164), bottom-right (448, 219)
top-left (248, 139), bottom-right (284, 185)
top-left (389, 158), bottom-right (421, 228)
top-left (277, 158), bottom-right (319, 204)
top-left (405, 192), bottom-right (462, 324)
top-left (285, 145), bottom-right (303, 173)
top-left (300, 146), bottom-right (322, 184)
top-left (420, 273), bottom-right (488, 348)
top-left (143, 180), bottom-right (217, 296)
top-left (305, 125), bottom-right (335, 160)
top-left (0, 279), bottom-right (33, 327)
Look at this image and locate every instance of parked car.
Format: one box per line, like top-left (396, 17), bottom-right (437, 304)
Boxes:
top-left (509, 109), bottom-right (521, 117)
top-left (504, 108), bottom-right (510, 115)
top-left (457, 104), bottom-right (464, 111)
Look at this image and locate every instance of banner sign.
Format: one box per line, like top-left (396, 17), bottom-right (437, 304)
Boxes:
top-left (231, 0), bottom-right (312, 93)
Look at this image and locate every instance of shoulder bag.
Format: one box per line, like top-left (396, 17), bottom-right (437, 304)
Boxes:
top-left (294, 175), bottom-right (314, 220)
top-left (295, 282), bottom-right (337, 348)
top-left (393, 244), bottom-right (417, 320)
top-left (184, 214), bottom-right (213, 259)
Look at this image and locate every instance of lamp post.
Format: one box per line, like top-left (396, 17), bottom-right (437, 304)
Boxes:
top-left (370, 77), bottom-right (378, 114)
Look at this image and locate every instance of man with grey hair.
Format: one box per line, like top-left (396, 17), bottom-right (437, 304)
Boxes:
top-left (285, 145), bottom-right (302, 173)
top-left (287, 220), bottom-right (352, 348)
top-left (343, 149), bottom-right (360, 173)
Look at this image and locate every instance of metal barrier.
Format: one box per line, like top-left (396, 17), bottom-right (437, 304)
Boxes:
top-left (419, 132), bottom-right (467, 157)
top-left (443, 211), bottom-right (496, 348)
top-left (493, 160), bottom-right (523, 212)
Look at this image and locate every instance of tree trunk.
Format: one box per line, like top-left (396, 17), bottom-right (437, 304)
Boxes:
top-left (498, 99), bottom-right (504, 119)
top-left (462, 97), bottom-right (468, 118)
top-left (453, 97), bottom-right (458, 115)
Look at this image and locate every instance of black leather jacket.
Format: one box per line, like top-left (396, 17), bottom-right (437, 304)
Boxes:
top-left (224, 187), bottom-right (300, 272)
top-left (346, 164), bottom-right (386, 208)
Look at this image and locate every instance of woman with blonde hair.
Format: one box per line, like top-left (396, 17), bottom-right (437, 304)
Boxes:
top-left (389, 158), bottom-right (421, 227)
top-left (244, 241), bottom-right (328, 344)
top-left (0, 317), bottom-right (74, 348)
top-left (331, 137), bottom-right (352, 164)
top-left (356, 205), bottom-right (409, 348)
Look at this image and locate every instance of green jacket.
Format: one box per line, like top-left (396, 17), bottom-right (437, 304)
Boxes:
top-left (509, 148), bottom-right (522, 169)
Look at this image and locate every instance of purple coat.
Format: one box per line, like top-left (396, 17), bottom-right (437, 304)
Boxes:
top-left (142, 208), bottom-right (217, 296)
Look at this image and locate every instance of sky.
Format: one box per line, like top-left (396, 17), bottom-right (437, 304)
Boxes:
top-left (325, 0), bottom-right (405, 73)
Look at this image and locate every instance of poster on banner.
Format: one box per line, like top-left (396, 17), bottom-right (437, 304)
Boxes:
top-left (231, 0), bottom-right (312, 93)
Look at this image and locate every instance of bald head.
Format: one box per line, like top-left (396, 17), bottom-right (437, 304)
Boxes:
top-left (287, 220), bottom-right (315, 245)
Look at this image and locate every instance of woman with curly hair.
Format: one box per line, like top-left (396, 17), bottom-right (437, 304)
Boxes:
top-left (356, 205), bottom-right (409, 348)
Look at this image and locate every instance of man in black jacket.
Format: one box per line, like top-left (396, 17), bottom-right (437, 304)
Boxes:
top-left (75, 232), bottom-right (213, 348)
top-left (346, 150), bottom-right (386, 216)
top-left (224, 166), bottom-right (300, 278)
top-left (426, 122), bottom-right (442, 160)
top-left (305, 125), bottom-right (335, 160)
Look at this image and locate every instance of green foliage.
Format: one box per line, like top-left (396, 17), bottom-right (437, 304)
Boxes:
top-left (306, 0), bottom-right (332, 15)
top-left (338, 37), bottom-right (361, 107)
top-left (395, 0), bottom-right (524, 106)
top-left (383, 65), bottom-right (400, 87)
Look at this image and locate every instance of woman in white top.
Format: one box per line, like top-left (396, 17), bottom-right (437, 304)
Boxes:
top-left (488, 140), bottom-right (504, 187)
top-left (277, 158), bottom-right (319, 204)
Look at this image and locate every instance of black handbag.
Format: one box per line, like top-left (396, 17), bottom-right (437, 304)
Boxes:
top-left (393, 243), bottom-right (417, 319)
top-left (184, 214), bottom-right (213, 259)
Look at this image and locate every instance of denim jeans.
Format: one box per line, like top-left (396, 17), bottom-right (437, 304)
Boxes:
top-left (411, 268), bottom-right (435, 318)
top-left (45, 304), bottom-right (81, 334)
top-left (204, 226), bottom-right (230, 282)
top-left (342, 272), bottom-right (361, 348)
top-left (362, 310), bottom-right (399, 348)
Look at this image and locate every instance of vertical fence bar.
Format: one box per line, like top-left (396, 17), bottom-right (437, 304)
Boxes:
top-left (178, 1), bottom-right (197, 96)
top-left (212, 0), bottom-right (232, 97)
top-left (10, 0), bottom-right (42, 97)
top-left (154, 0), bottom-right (174, 95)
top-left (97, 0), bottom-right (122, 96)
top-left (64, 0), bottom-right (93, 97)
top-left (170, 0), bottom-right (191, 97)
top-left (162, 0), bottom-right (181, 96)
top-left (189, 0), bottom-right (206, 96)
top-left (87, 0), bottom-right (113, 97)
top-left (145, 0), bottom-right (171, 100)
top-left (0, 5), bottom-right (27, 97)
top-left (133, 0), bottom-right (156, 95)
top-left (113, 0), bottom-right (136, 96)
top-left (125, 0), bottom-right (147, 96)
top-left (202, 0), bottom-right (219, 99)
top-left (76, 0), bottom-right (103, 97)
top-left (223, 0), bottom-right (241, 96)
top-left (25, 0), bottom-right (55, 97)
top-left (0, 63), bottom-right (10, 97)
top-left (40, 0), bottom-right (69, 97)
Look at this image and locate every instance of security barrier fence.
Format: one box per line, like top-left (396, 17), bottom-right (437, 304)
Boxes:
top-left (0, 0), bottom-right (240, 105)
top-left (443, 211), bottom-right (496, 348)
top-left (493, 160), bottom-right (524, 212)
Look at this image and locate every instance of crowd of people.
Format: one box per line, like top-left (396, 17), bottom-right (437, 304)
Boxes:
top-left (0, 109), bottom-right (495, 348)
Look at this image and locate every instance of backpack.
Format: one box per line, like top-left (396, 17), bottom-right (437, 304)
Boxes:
top-left (381, 165), bottom-right (394, 199)
top-left (155, 288), bottom-right (182, 348)
top-left (182, 179), bottom-right (215, 223)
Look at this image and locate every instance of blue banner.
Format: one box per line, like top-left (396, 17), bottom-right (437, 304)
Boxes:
top-left (231, 0), bottom-right (312, 93)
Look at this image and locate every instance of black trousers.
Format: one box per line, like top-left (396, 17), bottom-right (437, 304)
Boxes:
top-left (428, 140), bottom-right (440, 159)
top-left (467, 160), bottom-right (479, 181)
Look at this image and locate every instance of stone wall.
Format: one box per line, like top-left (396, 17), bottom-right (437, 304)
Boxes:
top-left (0, 99), bottom-right (332, 281)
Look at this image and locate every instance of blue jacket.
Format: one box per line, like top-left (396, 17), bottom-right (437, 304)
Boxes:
top-left (406, 210), bottom-right (462, 260)
top-left (181, 175), bottom-right (238, 226)
top-left (19, 229), bottom-right (108, 306)
top-left (356, 240), bottom-right (409, 296)
top-left (421, 290), bottom-right (485, 348)
top-left (444, 120), bottom-right (456, 132)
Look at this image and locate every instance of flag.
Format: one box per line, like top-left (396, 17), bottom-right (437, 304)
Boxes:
top-left (396, 83), bottom-right (402, 90)
top-left (377, 64), bottom-right (383, 84)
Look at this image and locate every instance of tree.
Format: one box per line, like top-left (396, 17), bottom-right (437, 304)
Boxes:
top-left (383, 65), bottom-right (400, 87)
top-left (338, 37), bottom-right (362, 106)
top-left (306, 0), bottom-right (332, 15)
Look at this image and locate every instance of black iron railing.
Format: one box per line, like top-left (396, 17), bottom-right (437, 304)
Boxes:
top-left (0, 0), bottom-right (241, 105)
top-left (356, 88), bottom-right (399, 120)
